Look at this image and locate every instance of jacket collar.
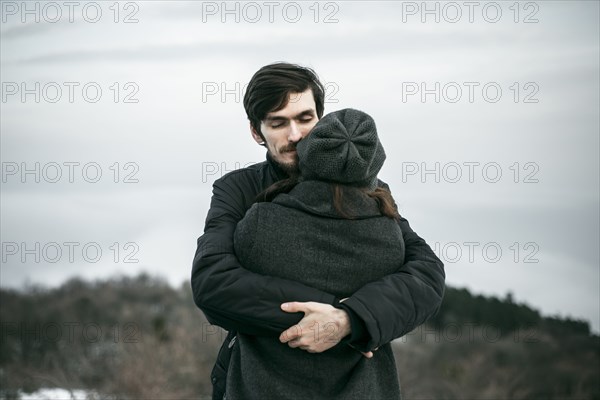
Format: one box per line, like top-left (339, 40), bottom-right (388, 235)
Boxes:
top-left (272, 180), bottom-right (382, 219)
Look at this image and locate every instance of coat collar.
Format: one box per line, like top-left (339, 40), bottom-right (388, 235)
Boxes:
top-left (272, 180), bottom-right (383, 219)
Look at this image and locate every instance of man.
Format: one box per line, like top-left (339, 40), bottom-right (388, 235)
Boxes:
top-left (191, 62), bottom-right (445, 399)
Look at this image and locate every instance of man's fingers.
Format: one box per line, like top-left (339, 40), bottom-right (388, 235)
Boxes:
top-left (279, 324), bottom-right (303, 343)
top-left (281, 301), bottom-right (312, 313)
top-left (361, 351), bottom-right (374, 358)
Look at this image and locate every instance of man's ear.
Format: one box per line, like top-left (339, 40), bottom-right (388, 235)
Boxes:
top-left (250, 122), bottom-right (265, 145)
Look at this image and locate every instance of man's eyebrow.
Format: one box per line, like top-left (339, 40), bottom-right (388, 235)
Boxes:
top-left (264, 115), bottom-right (286, 122)
top-left (296, 110), bottom-right (316, 118)
top-left (265, 109), bottom-right (316, 122)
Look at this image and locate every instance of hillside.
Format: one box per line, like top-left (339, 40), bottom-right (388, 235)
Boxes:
top-left (1, 274), bottom-right (598, 399)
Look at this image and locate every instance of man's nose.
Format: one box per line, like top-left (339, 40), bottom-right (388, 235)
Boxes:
top-left (288, 121), bottom-right (303, 142)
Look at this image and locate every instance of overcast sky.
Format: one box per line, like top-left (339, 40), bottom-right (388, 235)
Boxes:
top-left (1, 0), bottom-right (599, 333)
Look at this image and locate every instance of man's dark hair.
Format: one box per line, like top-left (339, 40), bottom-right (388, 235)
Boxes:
top-left (243, 62), bottom-right (326, 138)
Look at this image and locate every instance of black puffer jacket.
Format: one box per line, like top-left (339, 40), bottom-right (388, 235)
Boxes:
top-left (191, 154), bottom-right (445, 399)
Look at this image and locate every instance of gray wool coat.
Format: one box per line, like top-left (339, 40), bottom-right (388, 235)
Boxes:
top-left (228, 179), bottom-right (405, 400)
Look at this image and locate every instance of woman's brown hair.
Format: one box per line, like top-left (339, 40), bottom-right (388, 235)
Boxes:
top-left (256, 178), bottom-right (401, 221)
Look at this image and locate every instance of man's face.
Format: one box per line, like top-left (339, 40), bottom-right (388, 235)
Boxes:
top-left (251, 89), bottom-right (319, 173)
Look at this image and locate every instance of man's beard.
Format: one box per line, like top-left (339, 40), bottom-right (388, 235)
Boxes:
top-left (272, 143), bottom-right (300, 176)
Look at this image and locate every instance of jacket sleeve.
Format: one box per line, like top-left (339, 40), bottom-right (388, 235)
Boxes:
top-left (337, 215), bottom-right (446, 352)
top-left (191, 172), bottom-right (338, 336)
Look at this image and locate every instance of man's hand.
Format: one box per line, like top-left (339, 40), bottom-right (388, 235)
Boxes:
top-left (350, 345), bottom-right (378, 359)
top-left (279, 301), bottom-right (351, 353)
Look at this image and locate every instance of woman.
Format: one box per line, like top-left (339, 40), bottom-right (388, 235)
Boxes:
top-left (228, 108), bottom-right (405, 399)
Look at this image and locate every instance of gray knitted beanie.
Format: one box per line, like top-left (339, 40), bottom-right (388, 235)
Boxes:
top-left (296, 108), bottom-right (386, 189)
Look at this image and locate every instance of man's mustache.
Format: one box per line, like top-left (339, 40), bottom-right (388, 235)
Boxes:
top-left (280, 143), bottom-right (298, 153)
